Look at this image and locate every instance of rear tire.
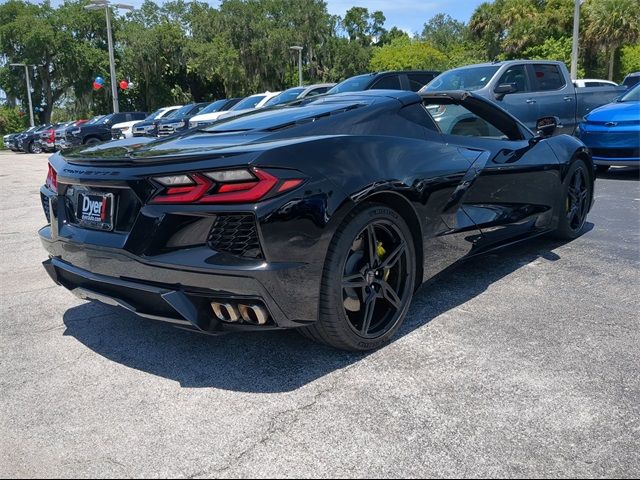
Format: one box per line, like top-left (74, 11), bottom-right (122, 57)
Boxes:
top-left (84, 137), bottom-right (100, 146)
top-left (300, 203), bottom-right (416, 351)
top-left (553, 159), bottom-right (592, 240)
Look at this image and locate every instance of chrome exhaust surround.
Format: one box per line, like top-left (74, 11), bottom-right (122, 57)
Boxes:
top-left (238, 304), bottom-right (269, 325)
top-left (211, 302), bottom-right (240, 323)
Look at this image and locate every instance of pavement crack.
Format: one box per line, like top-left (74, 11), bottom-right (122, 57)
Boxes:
top-left (201, 378), bottom-right (339, 477)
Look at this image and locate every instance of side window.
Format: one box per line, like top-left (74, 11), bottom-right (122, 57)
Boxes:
top-left (407, 73), bottom-right (436, 92)
top-left (496, 65), bottom-right (529, 93)
top-left (532, 64), bottom-right (566, 91)
top-left (424, 102), bottom-right (515, 139)
top-left (399, 103), bottom-right (439, 131)
top-left (371, 75), bottom-right (402, 90)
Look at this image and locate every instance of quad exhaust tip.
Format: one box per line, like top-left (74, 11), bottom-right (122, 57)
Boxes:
top-left (238, 304), bottom-right (269, 325)
top-left (211, 302), bottom-right (269, 325)
top-left (211, 302), bottom-right (240, 323)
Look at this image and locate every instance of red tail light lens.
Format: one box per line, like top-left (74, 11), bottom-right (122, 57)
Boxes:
top-left (150, 168), bottom-right (303, 205)
top-left (48, 129), bottom-right (55, 142)
top-left (46, 164), bottom-right (57, 192)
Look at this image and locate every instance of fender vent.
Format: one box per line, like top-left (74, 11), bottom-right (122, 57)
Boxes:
top-left (207, 214), bottom-right (262, 258)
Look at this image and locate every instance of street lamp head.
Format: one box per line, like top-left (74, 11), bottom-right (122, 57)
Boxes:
top-left (289, 46), bottom-right (303, 51)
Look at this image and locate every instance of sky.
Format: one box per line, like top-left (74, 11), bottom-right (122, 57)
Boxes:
top-left (323, 0), bottom-right (483, 35)
top-left (45, 0), bottom-right (485, 36)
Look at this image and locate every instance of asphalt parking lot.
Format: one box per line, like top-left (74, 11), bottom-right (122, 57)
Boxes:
top-left (1, 151), bottom-right (639, 478)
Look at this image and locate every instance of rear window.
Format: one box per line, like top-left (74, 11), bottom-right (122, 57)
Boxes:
top-left (203, 102), bottom-right (366, 133)
top-left (532, 64), bottom-right (566, 91)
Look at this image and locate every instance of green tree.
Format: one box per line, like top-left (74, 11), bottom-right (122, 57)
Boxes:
top-left (343, 6), bottom-right (386, 46)
top-left (0, 106), bottom-right (28, 148)
top-left (421, 14), bottom-right (467, 51)
top-left (369, 37), bottom-right (448, 72)
top-left (584, 0), bottom-right (640, 80)
top-left (620, 44), bottom-right (640, 76)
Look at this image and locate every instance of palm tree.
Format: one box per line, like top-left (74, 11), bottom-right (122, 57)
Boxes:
top-left (584, 0), bottom-right (640, 80)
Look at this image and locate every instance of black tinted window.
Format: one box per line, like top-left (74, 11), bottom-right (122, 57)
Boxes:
top-left (408, 73), bottom-right (436, 92)
top-left (532, 64), bottom-right (566, 91)
top-left (496, 65), bottom-right (529, 93)
top-left (399, 103), bottom-right (439, 131)
top-left (371, 75), bottom-right (402, 90)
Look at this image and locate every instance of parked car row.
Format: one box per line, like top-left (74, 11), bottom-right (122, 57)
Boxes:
top-left (4, 64), bottom-right (637, 166)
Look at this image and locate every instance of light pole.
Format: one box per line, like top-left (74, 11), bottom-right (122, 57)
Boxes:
top-left (570, 0), bottom-right (581, 81)
top-left (290, 46), bottom-right (303, 87)
top-left (85, 0), bottom-right (133, 113)
top-left (9, 63), bottom-right (36, 127)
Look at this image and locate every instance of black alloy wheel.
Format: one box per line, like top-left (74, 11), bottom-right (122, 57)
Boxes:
top-left (341, 221), bottom-right (411, 339)
top-left (554, 159), bottom-right (592, 240)
top-left (301, 204), bottom-right (416, 351)
top-left (566, 165), bottom-right (590, 232)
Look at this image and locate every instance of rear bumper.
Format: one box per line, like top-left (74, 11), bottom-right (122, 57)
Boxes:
top-left (40, 230), bottom-right (314, 333)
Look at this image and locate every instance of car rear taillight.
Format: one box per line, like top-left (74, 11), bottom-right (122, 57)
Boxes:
top-left (150, 168), bottom-right (304, 204)
top-left (46, 164), bottom-right (57, 192)
top-left (48, 129), bottom-right (55, 143)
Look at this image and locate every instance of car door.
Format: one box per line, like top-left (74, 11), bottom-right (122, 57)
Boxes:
top-left (423, 94), bottom-right (562, 250)
top-left (493, 64), bottom-right (539, 131)
top-left (528, 63), bottom-right (575, 135)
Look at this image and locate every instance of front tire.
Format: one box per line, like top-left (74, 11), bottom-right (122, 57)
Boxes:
top-left (27, 141), bottom-right (41, 154)
top-left (553, 159), bottom-right (592, 240)
top-left (84, 137), bottom-right (100, 146)
top-left (301, 204), bottom-right (416, 351)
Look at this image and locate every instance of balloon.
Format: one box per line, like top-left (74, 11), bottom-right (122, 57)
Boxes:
top-left (95, 76), bottom-right (104, 85)
top-left (119, 80), bottom-right (129, 90)
top-left (92, 81), bottom-right (102, 90)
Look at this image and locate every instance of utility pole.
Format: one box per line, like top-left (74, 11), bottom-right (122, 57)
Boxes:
top-left (85, 0), bottom-right (134, 113)
top-left (9, 63), bottom-right (36, 127)
top-left (570, 0), bottom-right (581, 81)
top-left (290, 46), bottom-right (303, 87)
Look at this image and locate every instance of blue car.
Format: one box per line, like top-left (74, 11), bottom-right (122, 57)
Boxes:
top-left (578, 83), bottom-right (640, 172)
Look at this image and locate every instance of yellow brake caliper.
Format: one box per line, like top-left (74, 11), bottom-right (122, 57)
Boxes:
top-left (376, 241), bottom-right (391, 281)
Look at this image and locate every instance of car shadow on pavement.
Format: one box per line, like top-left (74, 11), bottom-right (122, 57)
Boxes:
top-left (61, 232), bottom-right (586, 393)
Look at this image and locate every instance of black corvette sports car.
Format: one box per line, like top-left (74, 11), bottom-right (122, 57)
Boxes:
top-left (39, 90), bottom-right (594, 351)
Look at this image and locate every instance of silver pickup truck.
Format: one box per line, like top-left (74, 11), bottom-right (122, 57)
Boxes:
top-left (422, 60), bottom-right (625, 135)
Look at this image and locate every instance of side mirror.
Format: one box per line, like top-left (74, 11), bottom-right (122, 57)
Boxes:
top-left (494, 83), bottom-right (518, 100)
top-left (535, 116), bottom-right (559, 139)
